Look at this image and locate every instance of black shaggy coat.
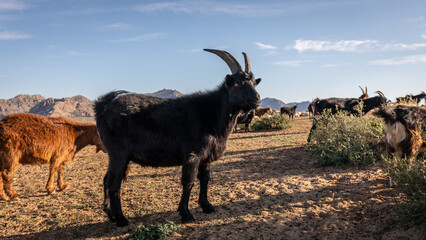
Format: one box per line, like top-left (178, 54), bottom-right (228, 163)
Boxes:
top-left (280, 105), bottom-right (297, 119)
top-left (95, 68), bottom-right (261, 226)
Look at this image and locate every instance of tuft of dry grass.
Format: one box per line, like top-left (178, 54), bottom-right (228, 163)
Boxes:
top-left (0, 116), bottom-right (423, 239)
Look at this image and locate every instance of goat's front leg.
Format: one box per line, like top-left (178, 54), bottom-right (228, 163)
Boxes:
top-left (178, 154), bottom-right (200, 223)
top-left (198, 164), bottom-right (215, 214)
top-left (104, 153), bottom-right (129, 227)
top-left (57, 162), bottom-right (68, 191)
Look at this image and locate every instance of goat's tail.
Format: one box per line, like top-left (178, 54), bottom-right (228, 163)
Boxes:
top-left (94, 90), bottom-right (128, 119)
top-left (372, 107), bottom-right (397, 124)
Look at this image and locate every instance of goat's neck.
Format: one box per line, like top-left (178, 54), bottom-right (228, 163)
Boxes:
top-left (74, 125), bottom-right (97, 152)
top-left (210, 85), bottom-right (240, 138)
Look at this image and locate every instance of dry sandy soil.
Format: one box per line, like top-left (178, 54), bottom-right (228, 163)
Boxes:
top-left (0, 116), bottom-right (424, 239)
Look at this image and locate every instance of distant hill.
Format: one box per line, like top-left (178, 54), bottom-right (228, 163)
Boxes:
top-left (0, 90), bottom-right (309, 119)
top-left (0, 90), bottom-right (184, 119)
top-left (261, 97), bottom-right (310, 112)
top-left (0, 95), bottom-right (95, 119)
top-left (148, 89), bottom-right (183, 99)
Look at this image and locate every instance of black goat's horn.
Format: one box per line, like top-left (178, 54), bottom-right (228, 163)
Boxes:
top-left (242, 52), bottom-right (251, 73)
top-left (375, 91), bottom-right (385, 98)
top-left (204, 49), bottom-right (243, 74)
top-left (359, 86), bottom-right (365, 94)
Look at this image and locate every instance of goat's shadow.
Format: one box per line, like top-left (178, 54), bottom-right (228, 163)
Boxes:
top-left (3, 177), bottom-right (397, 240)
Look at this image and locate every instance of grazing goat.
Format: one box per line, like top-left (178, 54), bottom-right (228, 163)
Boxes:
top-left (373, 105), bottom-right (426, 158)
top-left (94, 49), bottom-right (261, 226)
top-left (396, 91), bottom-right (426, 105)
top-left (0, 113), bottom-right (106, 201)
top-left (235, 109), bottom-right (255, 132)
top-left (307, 91), bottom-right (387, 142)
top-left (308, 86), bottom-right (369, 118)
top-left (313, 91), bottom-right (387, 116)
top-left (255, 107), bottom-right (271, 118)
top-left (280, 105), bottom-right (297, 120)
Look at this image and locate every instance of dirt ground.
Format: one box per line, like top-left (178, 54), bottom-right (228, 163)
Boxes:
top-left (0, 116), bottom-right (424, 239)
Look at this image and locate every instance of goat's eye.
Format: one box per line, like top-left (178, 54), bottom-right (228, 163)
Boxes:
top-left (234, 83), bottom-right (239, 87)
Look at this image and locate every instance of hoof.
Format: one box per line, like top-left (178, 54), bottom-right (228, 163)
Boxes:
top-left (59, 184), bottom-right (68, 191)
top-left (116, 217), bottom-right (129, 227)
top-left (10, 196), bottom-right (20, 201)
top-left (181, 214), bottom-right (196, 224)
top-left (47, 187), bottom-right (56, 195)
top-left (200, 202), bottom-right (216, 214)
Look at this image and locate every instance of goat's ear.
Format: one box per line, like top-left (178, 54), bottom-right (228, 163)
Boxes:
top-left (225, 75), bottom-right (234, 89)
top-left (255, 78), bottom-right (261, 86)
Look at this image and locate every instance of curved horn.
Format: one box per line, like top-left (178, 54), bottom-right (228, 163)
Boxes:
top-left (359, 86), bottom-right (365, 94)
top-left (375, 91), bottom-right (385, 98)
top-left (365, 86), bottom-right (368, 94)
top-left (242, 52), bottom-right (251, 73)
top-left (204, 49), bottom-right (243, 74)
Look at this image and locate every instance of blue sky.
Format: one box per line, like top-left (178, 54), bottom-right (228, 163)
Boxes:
top-left (0, 0), bottom-right (425, 103)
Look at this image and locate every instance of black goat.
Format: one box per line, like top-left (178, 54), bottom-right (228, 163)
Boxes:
top-left (280, 105), bottom-right (297, 120)
top-left (314, 91), bottom-right (387, 116)
top-left (396, 91), bottom-right (426, 105)
top-left (307, 91), bottom-right (387, 142)
top-left (235, 109), bottom-right (255, 132)
top-left (94, 49), bottom-right (261, 227)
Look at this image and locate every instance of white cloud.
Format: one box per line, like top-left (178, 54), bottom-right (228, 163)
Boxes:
top-left (292, 39), bottom-right (378, 52)
top-left (263, 51), bottom-right (279, 56)
top-left (422, 34), bottom-right (426, 40)
top-left (381, 43), bottom-right (426, 51)
top-left (100, 23), bottom-right (133, 31)
top-left (0, 30), bottom-right (30, 40)
top-left (274, 60), bottom-right (311, 67)
top-left (0, 0), bottom-right (29, 12)
top-left (369, 54), bottom-right (426, 66)
top-left (254, 42), bottom-right (277, 50)
top-left (110, 33), bottom-right (165, 43)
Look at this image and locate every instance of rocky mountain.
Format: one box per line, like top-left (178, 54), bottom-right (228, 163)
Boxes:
top-left (147, 89), bottom-right (183, 99)
top-left (260, 97), bottom-right (310, 112)
top-left (0, 90), bottom-right (309, 119)
top-left (0, 95), bottom-right (95, 119)
top-left (0, 90), bottom-right (184, 119)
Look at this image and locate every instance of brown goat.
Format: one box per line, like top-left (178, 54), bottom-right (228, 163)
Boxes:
top-left (255, 107), bottom-right (271, 118)
top-left (0, 113), bottom-right (106, 200)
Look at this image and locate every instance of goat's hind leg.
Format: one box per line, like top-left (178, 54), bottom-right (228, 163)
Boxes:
top-left (198, 164), bottom-right (215, 214)
top-left (46, 159), bottom-right (61, 195)
top-left (104, 153), bottom-right (129, 227)
top-left (2, 160), bottom-right (19, 200)
top-left (0, 172), bottom-right (8, 201)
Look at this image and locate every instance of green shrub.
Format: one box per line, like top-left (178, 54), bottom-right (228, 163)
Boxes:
top-left (307, 110), bottom-right (385, 166)
top-left (251, 113), bottom-right (292, 131)
top-left (130, 221), bottom-right (180, 240)
top-left (383, 154), bottom-right (426, 225)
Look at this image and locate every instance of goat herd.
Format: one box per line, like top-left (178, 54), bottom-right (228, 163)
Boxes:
top-left (0, 49), bottom-right (425, 229)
